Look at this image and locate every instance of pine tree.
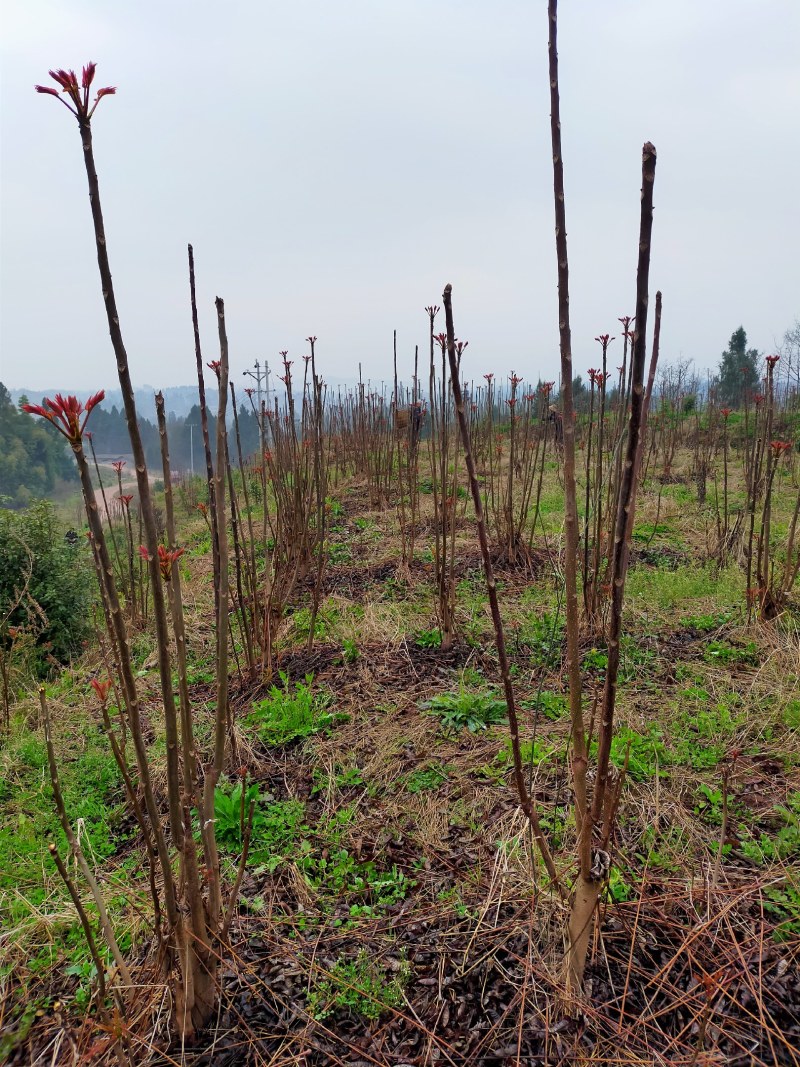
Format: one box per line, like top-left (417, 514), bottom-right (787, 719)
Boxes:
top-left (717, 327), bottom-right (760, 407)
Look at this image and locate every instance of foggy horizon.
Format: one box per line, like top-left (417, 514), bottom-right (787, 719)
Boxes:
top-left (1, 1), bottom-right (797, 393)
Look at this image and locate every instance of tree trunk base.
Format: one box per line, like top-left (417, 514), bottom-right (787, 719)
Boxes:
top-left (563, 872), bottom-right (603, 1013)
top-left (173, 950), bottom-right (218, 1042)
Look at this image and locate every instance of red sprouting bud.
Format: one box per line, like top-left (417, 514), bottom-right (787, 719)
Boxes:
top-left (85, 391), bottom-right (104, 414)
top-left (770, 440), bottom-right (791, 457)
top-left (594, 334), bottom-right (615, 348)
top-left (90, 677), bottom-right (112, 703)
top-left (483, 373), bottom-right (494, 383)
top-left (766, 354), bottom-right (780, 367)
top-left (206, 360), bottom-right (221, 379)
top-left (118, 494), bottom-right (133, 507)
top-left (23, 391), bottom-right (105, 442)
top-left (111, 459), bottom-right (125, 473)
top-left (754, 394), bottom-right (765, 406)
top-left (140, 544), bottom-right (184, 580)
top-left (36, 64), bottom-right (115, 121)
top-left (540, 381), bottom-right (555, 396)
top-left (49, 68), bottom-right (79, 91)
top-left (155, 545), bottom-right (185, 581)
top-left (21, 402), bottom-right (54, 422)
top-left (720, 408), bottom-right (732, 419)
top-left (507, 397), bottom-right (517, 408)
top-left (509, 372), bottom-right (522, 386)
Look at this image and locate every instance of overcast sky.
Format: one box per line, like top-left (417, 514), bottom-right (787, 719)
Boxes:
top-left (1, 0), bottom-right (798, 395)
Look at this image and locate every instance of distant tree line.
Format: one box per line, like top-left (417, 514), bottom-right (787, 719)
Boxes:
top-left (1, 384), bottom-right (264, 508)
top-left (0, 384), bottom-right (76, 508)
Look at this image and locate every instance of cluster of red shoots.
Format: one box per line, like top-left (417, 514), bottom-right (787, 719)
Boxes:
top-left (22, 392), bottom-right (105, 443)
top-left (34, 63), bottom-right (115, 121)
top-left (139, 545), bottom-right (186, 581)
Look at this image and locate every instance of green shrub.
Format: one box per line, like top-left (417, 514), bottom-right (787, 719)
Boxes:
top-left (0, 501), bottom-right (94, 677)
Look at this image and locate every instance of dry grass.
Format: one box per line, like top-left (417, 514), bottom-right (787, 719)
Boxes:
top-left (2, 451), bottom-right (799, 1064)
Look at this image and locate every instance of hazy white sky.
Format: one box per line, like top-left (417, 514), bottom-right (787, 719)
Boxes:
top-left (1, 0), bottom-right (798, 393)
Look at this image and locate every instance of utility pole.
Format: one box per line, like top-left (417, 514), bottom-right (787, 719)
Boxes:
top-left (243, 359), bottom-right (266, 412)
top-left (243, 359), bottom-right (273, 454)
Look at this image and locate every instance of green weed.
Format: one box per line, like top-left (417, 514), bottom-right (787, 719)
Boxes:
top-left (739, 792), bottom-right (800, 866)
top-left (328, 542), bottom-right (353, 564)
top-left (516, 612), bottom-right (564, 668)
top-left (669, 691), bottom-right (745, 769)
top-left (703, 639), bottom-right (759, 668)
top-left (405, 762), bottom-right (449, 793)
top-left (523, 690), bottom-right (568, 720)
top-left (422, 690), bottom-right (506, 733)
top-left (307, 949), bottom-right (410, 1021)
top-left (681, 611), bottom-right (733, 633)
top-left (635, 824), bottom-right (690, 872)
top-left (764, 882), bottom-right (800, 943)
top-left (485, 736), bottom-right (555, 781)
top-left (415, 628), bottom-right (442, 649)
top-left (582, 648), bottom-right (608, 674)
top-left (341, 638), bottom-right (359, 664)
top-left (297, 843), bottom-right (412, 913)
top-left (246, 672), bottom-right (343, 746)
top-left (289, 606), bottom-right (338, 642)
top-left (213, 779), bottom-right (306, 868)
top-left (627, 562), bottom-right (742, 614)
top-left (605, 866), bottom-right (635, 903)
top-left (590, 723), bottom-right (667, 782)
top-left (784, 700), bottom-right (800, 730)
top-left (311, 764), bottom-right (365, 794)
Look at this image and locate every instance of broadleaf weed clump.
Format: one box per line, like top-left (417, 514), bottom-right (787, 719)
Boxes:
top-left (422, 690), bottom-right (507, 733)
top-left (246, 672), bottom-right (343, 746)
top-left (213, 780), bottom-right (306, 867)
